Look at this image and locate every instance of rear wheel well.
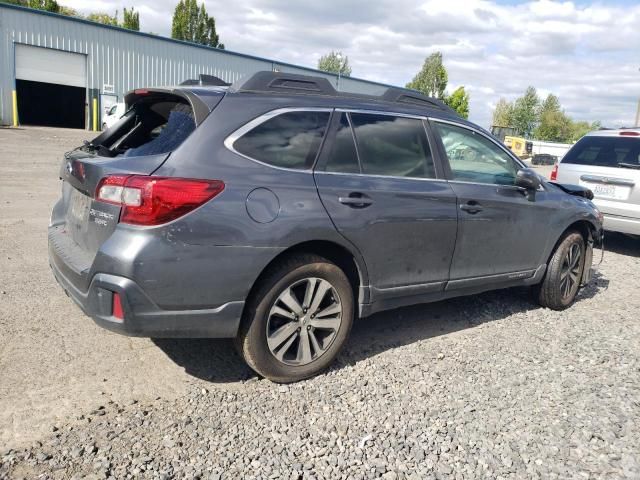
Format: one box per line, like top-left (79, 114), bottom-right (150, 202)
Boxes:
top-left (243, 241), bottom-right (362, 317)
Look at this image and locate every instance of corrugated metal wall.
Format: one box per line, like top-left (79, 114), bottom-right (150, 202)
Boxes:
top-left (0, 4), bottom-right (393, 127)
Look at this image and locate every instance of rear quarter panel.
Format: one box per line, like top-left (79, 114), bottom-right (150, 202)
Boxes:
top-left (131, 95), bottom-right (367, 308)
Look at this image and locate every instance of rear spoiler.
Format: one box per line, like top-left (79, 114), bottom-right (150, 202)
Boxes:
top-left (123, 88), bottom-right (213, 125)
top-left (550, 182), bottom-right (594, 200)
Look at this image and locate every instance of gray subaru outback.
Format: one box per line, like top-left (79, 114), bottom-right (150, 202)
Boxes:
top-left (49, 72), bottom-right (603, 382)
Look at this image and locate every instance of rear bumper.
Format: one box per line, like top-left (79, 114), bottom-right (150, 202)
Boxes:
top-left (603, 213), bottom-right (640, 236)
top-left (49, 249), bottom-right (244, 338)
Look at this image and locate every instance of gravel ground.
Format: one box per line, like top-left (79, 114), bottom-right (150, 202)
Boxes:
top-left (1, 127), bottom-right (639, 479)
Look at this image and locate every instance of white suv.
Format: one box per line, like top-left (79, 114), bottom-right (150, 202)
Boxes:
top-left (552, 129), bottom-right (640, 235)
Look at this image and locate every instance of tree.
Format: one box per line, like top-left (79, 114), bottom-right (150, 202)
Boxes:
top-left (511, 86), bottom-right (539, 137)
top-left (122, 7), bottom-right (139, 31)
top-left (534, 94), bottom-right (571, 142)
top-left (58, 5), bottom-right (80, 16)
top-left (570, 120), bottom-right (601, 142)
top-left (171, 0), bottom-right (224, 48)
top-left (492, 98), bottom-right (514, 127)
top-left (26, 0), bottom-right (59, 12)
top-left (492, 88), bottom-right (600, 142)
top-left (87, 11), bottom-right (118, 26)
top-left (406, 52), bottom-right (448, 99)
top-left (317, 51), bottom-right (352, 77)
top-left (445, 86), bottom-right (470, 119)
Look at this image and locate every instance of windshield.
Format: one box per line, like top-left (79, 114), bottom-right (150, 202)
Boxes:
top-left (562, 136), bottom-right (640, 169)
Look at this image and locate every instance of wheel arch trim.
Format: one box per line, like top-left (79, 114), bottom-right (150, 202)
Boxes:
top-left (241, 238), bottom-right (370, 322)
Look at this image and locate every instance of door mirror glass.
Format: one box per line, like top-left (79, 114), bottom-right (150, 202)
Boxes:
top-left (515, 168), bottom-right (541, 190)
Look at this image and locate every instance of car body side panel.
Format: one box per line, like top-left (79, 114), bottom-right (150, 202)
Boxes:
top-left (145, 95), bottom-right (371, 309)
top-left (315, 172), bottom-right (458, 290)
top-left (446, 183), bottom-right (557, 279)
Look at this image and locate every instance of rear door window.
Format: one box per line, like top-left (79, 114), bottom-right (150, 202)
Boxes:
top-left (325, 113), bottom-right (360, 173)
top-left (562, 136), bottom-right (640, 168)
top-left (234, 111), bottom-right (331, 169)
top-left (348, 113), bottom-right (435, 178)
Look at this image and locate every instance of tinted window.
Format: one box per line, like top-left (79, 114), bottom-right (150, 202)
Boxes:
top-left (325, 113), bottom-right (360, 173)
top-left (434, 122), bottom-right (519, 185)
top-left (562, 136), bottom-right (640, 168)
top-left (234, 111), bottom-right (330, 169)
top-left (350, 113), bottom-right (435, 178)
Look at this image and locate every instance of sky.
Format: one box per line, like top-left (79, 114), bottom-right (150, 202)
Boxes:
top-left (62, 0), bottom-right (640, 129)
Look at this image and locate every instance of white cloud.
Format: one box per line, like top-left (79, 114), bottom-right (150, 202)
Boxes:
top-left (64, 0), bottom-right (640, 128)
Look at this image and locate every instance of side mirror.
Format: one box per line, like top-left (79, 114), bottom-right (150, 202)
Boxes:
top-left (516, 168), bottom-right (541, 191)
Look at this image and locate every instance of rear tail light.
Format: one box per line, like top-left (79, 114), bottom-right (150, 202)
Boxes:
top-left (112, 292), bottom-right (124, 320)
top-left (620, 131), bottom-right (640, 136)
top-left (550, 164), bottom-right (558, 181)
top-left (96, 175), bottom-right (224, 225)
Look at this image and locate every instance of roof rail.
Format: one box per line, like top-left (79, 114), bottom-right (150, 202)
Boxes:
top-left (180, 74), bottom-right (230, 87)
top-left (382, 88), bottom-right (457, 114)
top-left (231, 71), bottom-right (458, 116)
top-left (233, 71), bottom-right (337, 95)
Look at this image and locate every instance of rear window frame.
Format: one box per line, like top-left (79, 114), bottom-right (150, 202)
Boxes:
top-left (225, 107), bottom-right (333, 172)
top-left (561, 135), bottom-right (640, 168)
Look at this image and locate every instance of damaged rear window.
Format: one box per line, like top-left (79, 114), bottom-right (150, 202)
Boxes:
top-left (88, 93), bottom-right (197, 157)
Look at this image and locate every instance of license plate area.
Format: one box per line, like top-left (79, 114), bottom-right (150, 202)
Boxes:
top-left (579, 181), bottom-right (631, 200)
top-left (67, 188), bottom-right (92, 226)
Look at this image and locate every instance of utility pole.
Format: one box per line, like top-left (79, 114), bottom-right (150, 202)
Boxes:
top-left (636, 68), bottom-right (640, 127)
top-left (335, 52), bottom-right (343, 91)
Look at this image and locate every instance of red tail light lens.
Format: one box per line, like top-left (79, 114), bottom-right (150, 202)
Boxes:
top-left (550, 164), bottom-right (558, 181)
top-left (620, 131), bottom-right (640, 136)
top-left (96, 176), bottom-right (225, 225)
top-left (112, 292), bottom-right (124, 319)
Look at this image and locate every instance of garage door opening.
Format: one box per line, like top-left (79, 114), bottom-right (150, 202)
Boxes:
top-left (14, 44), bottom-right (87, 129)
top-left (16, 79), bottom-right (85, 129)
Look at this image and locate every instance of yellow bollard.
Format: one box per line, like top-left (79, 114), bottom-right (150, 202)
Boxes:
top-left (12, 90), bottom-right (18, 127)
top-left (92, 98), bottom-right (98, 131)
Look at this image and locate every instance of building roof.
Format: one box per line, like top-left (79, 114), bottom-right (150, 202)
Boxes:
top-left (0, 2), bottom-right (398, 92)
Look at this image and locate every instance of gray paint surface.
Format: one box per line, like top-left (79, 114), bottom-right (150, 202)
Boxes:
top-left (48, 82), bottom-right (603, 337)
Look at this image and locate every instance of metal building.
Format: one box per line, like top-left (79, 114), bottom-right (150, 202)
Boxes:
top-left (0, 3), bottom-right (393, 130)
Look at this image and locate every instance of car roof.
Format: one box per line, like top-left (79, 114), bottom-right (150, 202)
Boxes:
top-left (585, 128), bottom-right (640, 138)
top-left (130, 71), bottom-right (485, 133)
top-left (179, 71), bottom-right (467, 119)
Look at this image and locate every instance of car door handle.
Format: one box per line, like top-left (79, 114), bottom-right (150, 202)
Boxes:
top-left (460, 202), bottom-right (483, 214)
top-left (339, 193), bottom-right (373, 208)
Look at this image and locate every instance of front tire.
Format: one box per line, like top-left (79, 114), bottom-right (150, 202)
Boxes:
top-left (536, 231), bottom-right (586, 310)
top-left (238, 254), bottom-right (354, 383)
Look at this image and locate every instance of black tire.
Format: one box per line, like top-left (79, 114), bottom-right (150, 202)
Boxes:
top-left (536, 231), bottom-right (586, 310)
top-left (237, 254), bottom-right (354, 383)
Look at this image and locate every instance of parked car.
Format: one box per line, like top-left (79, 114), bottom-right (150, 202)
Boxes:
top-left (49, 72), bottom-right (603, 382)
top-left (101, 102), bottom-right (126, 130)
top-left (552, 129), bottom-right (640, 236)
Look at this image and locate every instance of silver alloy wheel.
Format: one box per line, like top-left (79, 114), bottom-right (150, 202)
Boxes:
top-left (266, 277), bottom-right (343, 366)
top-left (560, 243), bottom-right (582, 299)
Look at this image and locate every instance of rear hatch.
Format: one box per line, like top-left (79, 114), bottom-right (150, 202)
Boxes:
top-left (557, 133), bottom-right (640, 219)
top-left (50, 88), bottom-right (222, 287)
